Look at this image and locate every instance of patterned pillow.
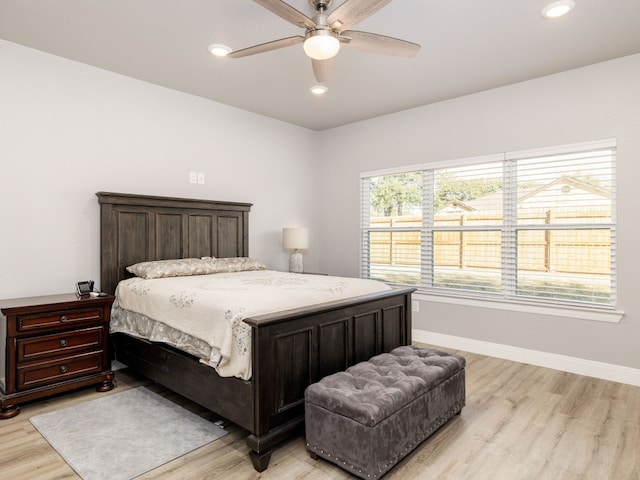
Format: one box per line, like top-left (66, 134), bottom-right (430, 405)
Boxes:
top-left (126, 258), bottom-right (217, 279)
top-left (209, 257), bottom-right (267, 273)
top-left (127, 257), bottom-right (266, 279)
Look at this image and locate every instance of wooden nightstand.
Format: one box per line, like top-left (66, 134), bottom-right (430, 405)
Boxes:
top-left (0, 293), bottom-right (115, 419)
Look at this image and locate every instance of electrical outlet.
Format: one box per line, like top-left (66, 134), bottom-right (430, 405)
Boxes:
top-left (197, 172), bottom-right (205, 184)
top-left (189, 171), bottom-right (197, 184)
top-left (412, 300), bottom-right (420, 312)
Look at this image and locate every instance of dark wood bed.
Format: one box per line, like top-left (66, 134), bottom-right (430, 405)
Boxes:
top-left (97, 191), bottom-right (415, 471)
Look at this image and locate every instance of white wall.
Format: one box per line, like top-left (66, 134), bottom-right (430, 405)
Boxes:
top-left (0, 40), bottom-right (320, 298)
top-left (318, 54), bottom-right (640, 371)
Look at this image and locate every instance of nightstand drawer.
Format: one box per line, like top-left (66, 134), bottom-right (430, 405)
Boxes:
top-left (16, 308), bottom-right (104, 333)
top-left (17, 351), bottom-right (103, 391)
top-left (17, 327), bottom-right (104, 362)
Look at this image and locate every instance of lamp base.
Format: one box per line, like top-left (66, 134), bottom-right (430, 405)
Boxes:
top-left (289, 251), bottom-right (303, 273)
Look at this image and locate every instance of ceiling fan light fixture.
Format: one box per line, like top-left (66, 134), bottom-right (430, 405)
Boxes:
top-left (208, 44), bottom-right (232, 57)
top-left (303, 30), bottom-right (340, 60)
top-left (541, 0), bottom-right (575, 18)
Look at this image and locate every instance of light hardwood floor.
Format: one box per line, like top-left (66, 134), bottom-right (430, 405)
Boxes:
top-left (1, 345), bottom-right (639, 480)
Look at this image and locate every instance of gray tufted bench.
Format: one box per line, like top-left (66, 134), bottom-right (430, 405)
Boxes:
top-left (304, 345), bottom-right (466, 479)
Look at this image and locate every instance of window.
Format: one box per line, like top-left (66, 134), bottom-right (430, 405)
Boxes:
top-left (360, 139), bottom-right (617, 309)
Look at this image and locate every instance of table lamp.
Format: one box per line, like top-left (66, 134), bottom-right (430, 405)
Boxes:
top-left (282, 227), bottom-right (309, 273)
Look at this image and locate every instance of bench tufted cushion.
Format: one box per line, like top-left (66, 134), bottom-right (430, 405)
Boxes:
top-left (305, 345), bottom-right (465, 427)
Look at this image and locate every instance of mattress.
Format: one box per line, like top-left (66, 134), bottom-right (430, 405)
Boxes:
top-left (110, 270), bottom-right (391, 380)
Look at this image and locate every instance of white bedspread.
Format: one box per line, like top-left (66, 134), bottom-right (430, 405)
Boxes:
top-left (110, 270), bottom-right (391, 380)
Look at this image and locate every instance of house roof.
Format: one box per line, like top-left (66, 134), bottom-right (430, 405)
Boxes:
top-left (437, 176), bottom-right (611, 214)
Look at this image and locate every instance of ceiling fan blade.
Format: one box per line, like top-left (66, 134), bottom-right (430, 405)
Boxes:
top-left (342, 30), bottom-right (420, 57)
top-left (327, 0), bottom-right (392, 31)
top-left (253, 0), bottom-right (316, 29)
top-left (312, 58), bottom-right (334, 83)
top-left (228, 36), bottom-right (304, 58)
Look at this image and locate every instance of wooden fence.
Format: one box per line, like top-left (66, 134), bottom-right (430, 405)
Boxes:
top-left (370, 210), bottom-right (611, 275)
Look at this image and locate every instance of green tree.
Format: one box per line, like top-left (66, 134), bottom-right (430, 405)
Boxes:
top-left (370, 173), bottom-right (422, 217)
top-left (370, 171), bottom-right (504, 217)
top-left (435, 172), bottom-right (502, 211)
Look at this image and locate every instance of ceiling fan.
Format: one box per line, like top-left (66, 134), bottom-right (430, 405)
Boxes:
top-left (227, 0), bottom-right (421, 82)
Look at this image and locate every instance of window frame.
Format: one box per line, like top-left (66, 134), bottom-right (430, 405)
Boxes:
top-left (360, 139), bottom-right (619, 317)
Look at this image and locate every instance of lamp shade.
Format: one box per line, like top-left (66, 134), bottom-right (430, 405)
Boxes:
top-left (282, 227), bottom-right (309, 250)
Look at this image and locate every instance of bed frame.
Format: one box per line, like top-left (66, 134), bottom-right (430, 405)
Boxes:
top-left (97, 192), bottom-right (415, 471)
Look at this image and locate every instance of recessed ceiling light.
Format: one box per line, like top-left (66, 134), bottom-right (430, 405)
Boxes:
top-left (310, 85), bottom-right (328, 95)
top-left (541, 0), bottom-right (576, 18)
top-left (208, 44), bottom-right (232, 57)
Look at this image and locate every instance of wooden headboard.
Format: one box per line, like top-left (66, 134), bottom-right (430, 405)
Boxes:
top-left (97, 192), bottom-right (252, 294)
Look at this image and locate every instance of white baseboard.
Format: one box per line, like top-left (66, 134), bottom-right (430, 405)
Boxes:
top-left (413, 329), bottom-right (640, 387)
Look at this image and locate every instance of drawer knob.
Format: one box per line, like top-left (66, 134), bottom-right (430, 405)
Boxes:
top-left (60, 365), bottom-right (68, 373)
top-left (60, 339), bottom-right (68, 347)
top-left (60, 315), bottom-right (68, 322)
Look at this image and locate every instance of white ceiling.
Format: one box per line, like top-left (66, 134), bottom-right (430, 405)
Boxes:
top-left (2, 0), bottom-right (640, 131)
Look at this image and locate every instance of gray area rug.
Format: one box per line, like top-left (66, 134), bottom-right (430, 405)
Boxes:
top-left (30, 386), bottom-right (227, 480)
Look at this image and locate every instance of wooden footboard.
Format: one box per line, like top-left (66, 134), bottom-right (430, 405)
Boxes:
top-left (244, 286), bottom-right (414, 471)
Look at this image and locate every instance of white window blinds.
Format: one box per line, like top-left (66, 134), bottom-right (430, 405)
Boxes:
top-left (360, 139), bottom-right (617, 309)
